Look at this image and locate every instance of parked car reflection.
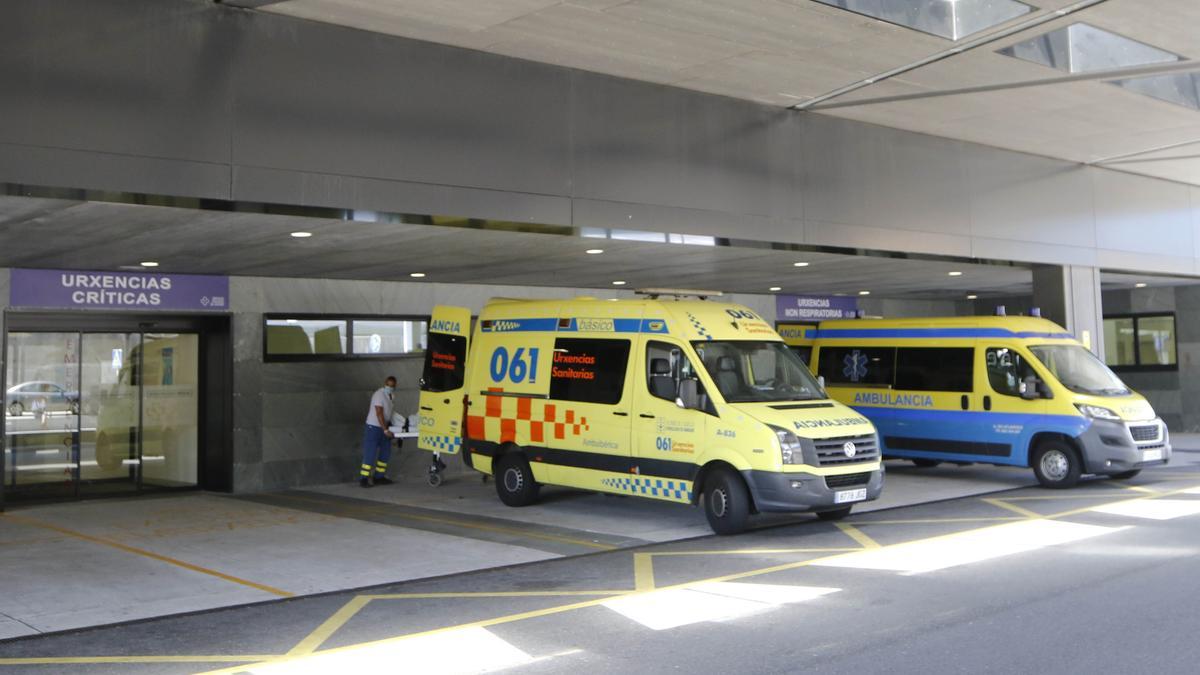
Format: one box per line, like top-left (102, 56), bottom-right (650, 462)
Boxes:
top-left (5, 381), bottom-right (80, 417)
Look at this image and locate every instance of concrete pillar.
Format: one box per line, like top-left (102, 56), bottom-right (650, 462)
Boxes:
top-left (1032, 264), bottom-right (1104, 356)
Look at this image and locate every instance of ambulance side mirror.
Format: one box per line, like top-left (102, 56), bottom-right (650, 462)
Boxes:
top-left (817, 375), bottom-right (825, 389)
top-left (1021, 375), bottom-right (1051, 400)
top-left (676, 379), bottom-right (701, 410)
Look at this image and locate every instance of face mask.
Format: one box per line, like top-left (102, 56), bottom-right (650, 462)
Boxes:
top-left (384, 386), bottom-right (395, 394)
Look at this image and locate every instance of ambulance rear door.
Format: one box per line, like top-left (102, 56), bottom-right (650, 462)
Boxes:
top-left (418, 306), bottom-right (472, 455)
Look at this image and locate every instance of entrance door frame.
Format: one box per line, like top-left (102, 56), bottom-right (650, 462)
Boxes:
top-left (1, 311), bottom-right (233, 510)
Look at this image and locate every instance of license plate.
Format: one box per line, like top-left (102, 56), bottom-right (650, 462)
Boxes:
top-left (1142, 449), bottom-right (1163, 462)
top-left (835, 488), bottom-right (867, 504)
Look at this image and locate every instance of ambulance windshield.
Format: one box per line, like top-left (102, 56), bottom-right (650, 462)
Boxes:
top-left (693, 341), bottom-right (825, 403)
top-left (1029, 344), bottom-right (1130, 396)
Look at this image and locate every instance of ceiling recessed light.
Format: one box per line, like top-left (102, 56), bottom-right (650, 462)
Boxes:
top-left (410, 272), bottom-right (426, 278)
top-left (290, 231), bottom-right (313, 238)
top-left (966, 294), bottom-right (978, 300)
top-left (769, 286), bottom-right (782, 292)
top-left (948, 271), bottom-right (963, 277)
top-left (612, 280), bottom-right (627, 286)
top-left (139, 261), bottom-right (159, 268)
top-left (586, 248), bottom-right (604, 255)
top-left (793, 262), bottom-right (810, 267)
top-left (858, 290), bottom-right (871, 296)
top-left (1135, 282), bottom-right (1148, 288)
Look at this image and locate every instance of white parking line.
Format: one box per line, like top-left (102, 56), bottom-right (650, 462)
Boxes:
top-left (1091, 499), bottom-right (1200, 520)
top-left (602, 583), bottom-right (840, 631)
top-left (1182, 486), bottom-right (1200, 495)
top-left (810, 520), bottom-right (1122, 575)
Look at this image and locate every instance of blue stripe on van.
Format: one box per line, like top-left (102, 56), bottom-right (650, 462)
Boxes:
top-left (813, 328), bottom-right (1074, 340)
top-left (849, 405), bottom-right (1089, 466)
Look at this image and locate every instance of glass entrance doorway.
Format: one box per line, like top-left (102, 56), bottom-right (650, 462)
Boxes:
top-left (3, 330), bottom-right (200, 501)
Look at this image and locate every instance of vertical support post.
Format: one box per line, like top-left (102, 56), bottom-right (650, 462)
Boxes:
top-left (1033, 265), bottom-right (1105, 357)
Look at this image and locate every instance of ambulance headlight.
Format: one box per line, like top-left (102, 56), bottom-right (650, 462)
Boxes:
top-left (773, 426), bottom-right (804, 464)
top-left (1076, 404), bottom-right (1121, 421)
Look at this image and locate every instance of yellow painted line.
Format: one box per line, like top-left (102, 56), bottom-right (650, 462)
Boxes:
top-left (834, 522), bottom-right (880, 549)
top-left (856, 517), bottom-right (1023, 525)
top-left (981, 498), bottom-right (1043, 519)
top-left (650, 547), bottom-right (859, 556)
top-left (1042, 484), bottom-right (1200, 521)
top-left (270, 493), bottom-right (616, 551)
top-left (0, 655), bottom-right (280, 665)
top-left (996, 493), bottom-right (1134, 501)
top-left (367, 590), bottom-right (632, 599)
top-left (633, 553), bottom-right (656, 591)
top-left (1118, 484), bottom-right (1157, 494)
top-left (1, 514), bottom-right (293, 598)
top-left (287, 595), bottom-right (371, 656)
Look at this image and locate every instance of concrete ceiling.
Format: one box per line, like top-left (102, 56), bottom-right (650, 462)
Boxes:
top-left (1, 196), bottom-right (1038, 300)
top-left (256, 0), bottom-right (1200, 187)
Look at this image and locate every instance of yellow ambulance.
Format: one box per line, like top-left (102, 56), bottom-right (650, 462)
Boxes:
top-left (417, 293), bottom-right (884, 535)
top-left (809, 316), bottom-right (1170, 488)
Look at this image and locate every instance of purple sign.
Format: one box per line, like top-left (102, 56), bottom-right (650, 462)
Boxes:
top-left (10, 269), bottom-right (230, 312)
top-left (776, 295), bottom-right (858, 321)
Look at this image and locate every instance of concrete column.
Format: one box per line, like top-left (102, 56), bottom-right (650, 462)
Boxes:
top-left (1032, 264), bottom-right (1104, 356)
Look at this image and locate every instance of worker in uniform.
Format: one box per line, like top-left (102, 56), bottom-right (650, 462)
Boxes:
top-left (361, 375), bottom-right (396, 487)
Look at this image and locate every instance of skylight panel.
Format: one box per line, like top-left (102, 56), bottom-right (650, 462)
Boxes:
top-left (813, 0), bottom-right (1034, 41)
top-left (1109, 72), bottom-right (1200, 112)
top-left (998, 23), bottom-right (1182, 73)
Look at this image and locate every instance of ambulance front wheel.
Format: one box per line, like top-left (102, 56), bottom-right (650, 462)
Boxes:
top-left (703, 468), bottom-right (751, 535)
top-left (428, 472), bottom-right (443, 487)
top-left (495, 454), bottom-right (540, 507)
top-left (1032, 441), bottom-right (1082, 489)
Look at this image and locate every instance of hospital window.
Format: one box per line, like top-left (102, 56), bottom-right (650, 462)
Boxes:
top-left (264, 315), bottom-right (428, 361)
top-left (1102, 313), bottom-right (1177, 371)
top-left (549, 338), bottom-right (631, 405)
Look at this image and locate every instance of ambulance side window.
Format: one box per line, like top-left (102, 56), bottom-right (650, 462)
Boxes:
top-left (817, 346), bottom-right (895, 387)
top-left (894, 347), bottom-right (973, 392)
top-left (645, 341), bottom-right (701, 403)
top-left (549, 338), bottom-right (631, 405)
top-left (986, 347), bottom-right (1035, 398)
top-left (420, 333), bottom-right (466, 392)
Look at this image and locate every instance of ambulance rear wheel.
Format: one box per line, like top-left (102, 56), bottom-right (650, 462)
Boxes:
top-left (911, 459), bottom-right (941, 468)
top-left (703, 468), bottom-right (750, 535)
top-left (1032, 441), bottom-right (1081, 489)
top-left (495, 454), bottom-right (540, 507)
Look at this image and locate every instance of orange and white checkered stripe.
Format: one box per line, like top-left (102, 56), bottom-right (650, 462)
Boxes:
top-left (467, 388), bottom-right (591, 445)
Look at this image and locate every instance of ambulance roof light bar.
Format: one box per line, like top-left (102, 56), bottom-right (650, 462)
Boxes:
top-left (635, 288), bottom-right (725, 300)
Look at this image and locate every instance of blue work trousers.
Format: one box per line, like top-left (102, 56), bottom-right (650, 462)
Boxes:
top-left (361, 424), bottom-right (391, 478)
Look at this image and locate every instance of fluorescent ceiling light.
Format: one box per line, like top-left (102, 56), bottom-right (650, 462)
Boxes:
top-left (998, 23), bottom-right (1181, 74)
top-left (813, 0), bottom-right (1032, 41)
top-left (410, 272), bottom-right (426, 278)
top-left (290, 231), bottom-right (313, 238)
top-left (139, 261), bottom-right (159, 267)
top-left (793, 262), bottom-right (810, 267)
top-left (966, 294), bottom-right (978, 300)
top-left (858, 290), bottom-right (871, 296)
top-left (948, 271), bottom-right (963, 276)
top-left (586, 249), bottom-right (604, 255)
top-left (769, 286), bottom-right (782, 292)
top-left (1135, 282), bottom-right (1148, 288)
top-left (612, 280), bottom-right (627, 286)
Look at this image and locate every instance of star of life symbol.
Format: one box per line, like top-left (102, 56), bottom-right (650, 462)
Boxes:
top-left (843, 350), bottom-right (868, 382)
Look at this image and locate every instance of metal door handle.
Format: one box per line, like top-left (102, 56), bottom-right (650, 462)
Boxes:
top-left (639, 413), bottom-right (655, 419)
top-left (961, 395), bottom-right (969, 410)
top-left (420, 406), bottom-right (433, 411)
top-left (983, 396), bottom-right (992, 411)
top-left (612, 411), bottom-right (628, 417)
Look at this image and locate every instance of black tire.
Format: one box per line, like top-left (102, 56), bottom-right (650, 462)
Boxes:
top-left (911, 458), bottom-right (942, 468)
top-left (703, 467), bottom-right (751, 535)
top-left (494, 454), bottom-right (540, 506)
top-left (8, 401), bottom-right (23, 417)
top-left (1032, 441), bottom-right (1082, 489)
top-left (1108, 469), bottom-right (1142, 480)
top-left (816, 506), bottom-right (853, 521)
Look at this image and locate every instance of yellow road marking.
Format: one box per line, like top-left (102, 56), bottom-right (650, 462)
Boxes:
top-left (633, 553), bottom-right (656, 591)
top-left (0, 655), bottom-right (279, 665)
top-left (270, 493), bottom-right (616, 551)
top-left (287, 596), bottom-right (371, 656)
top-left (981, 498), bottom-right (1043, 519)
top-left (857, 517), bottom-right (1022, 525)
top-left (834, 522), bottom-right (880, 549)
top-left (1, 514), bottom-right (293, 598)
top-left (1118, 484), bottom-right (1157, 494)
top-left (650, 547), bottom-right (858, 556)
top-left (29, 482), bottom-right (1200, 671)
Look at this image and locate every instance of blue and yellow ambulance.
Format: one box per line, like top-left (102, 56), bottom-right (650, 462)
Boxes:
top-left (809, 316), bottom-right (1170, 488)
top-left (417, 294), bottom-right (884, 534)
